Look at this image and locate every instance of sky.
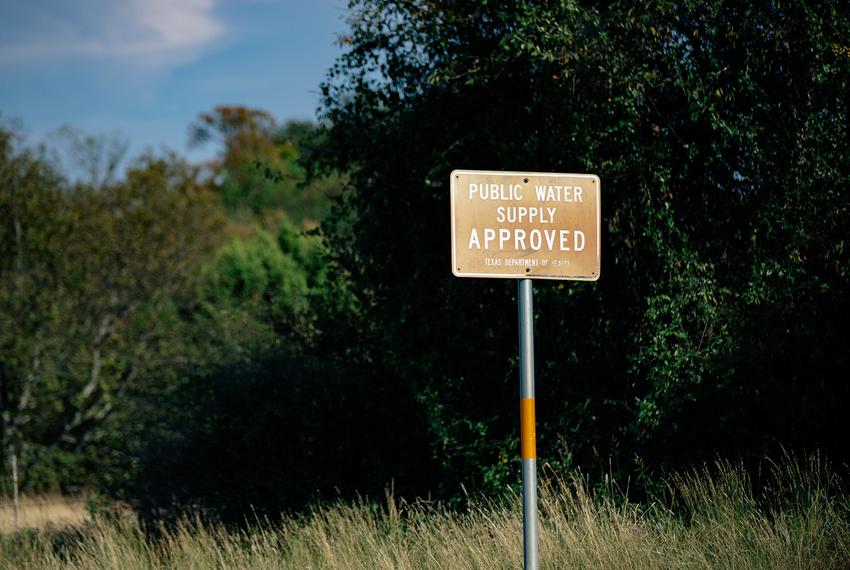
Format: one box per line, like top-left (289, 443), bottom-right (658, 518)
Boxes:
top-left (0, 0), bottom-right (348, 163)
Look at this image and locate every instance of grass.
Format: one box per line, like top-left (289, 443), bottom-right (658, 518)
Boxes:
top-left (0, 496), bottom-right (89, 535)
top-left (1, 457), bottom-right (848, 569)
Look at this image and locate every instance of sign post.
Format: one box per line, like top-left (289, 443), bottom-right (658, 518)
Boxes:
top-left (517, 277), bottom-right (538, 569)
top-left (450, 170), bottom-right (600, 570)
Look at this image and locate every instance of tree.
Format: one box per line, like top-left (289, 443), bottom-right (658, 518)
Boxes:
top-left (190, 106), bottom-right (343, 226)
top-left (317, 1), bottom-right (850, 497)
top-left (0, 125), bottom-right (225, 493)
top-left (52, 125), bottom-right (130, 189)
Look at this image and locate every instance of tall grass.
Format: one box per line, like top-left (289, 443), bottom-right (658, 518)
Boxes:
top-left (2, 457), bottom-right (848, 569)
top-left (0, 496), bottom-right (89, 534)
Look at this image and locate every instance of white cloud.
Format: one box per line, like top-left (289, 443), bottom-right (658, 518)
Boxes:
top-left (0, 0), bottom-right (223, 67)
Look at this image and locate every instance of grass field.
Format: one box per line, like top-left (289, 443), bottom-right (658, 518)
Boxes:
top-left (0, 496), bottom-right (89, 535)
top-left (1, 458), bottom-right (848, 569)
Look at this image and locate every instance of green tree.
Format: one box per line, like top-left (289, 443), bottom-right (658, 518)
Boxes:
top-left (190, 106), bottom-right (343, 227)
top-left (317, 1), bottom-right (850, 497)
top-left (198, 222), bottom-right (323, 345)
top-left (0, 125), bottom-right (225, 493)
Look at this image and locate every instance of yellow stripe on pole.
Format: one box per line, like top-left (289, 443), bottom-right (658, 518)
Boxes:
top-left (520, 397), bottom-right (536, 459)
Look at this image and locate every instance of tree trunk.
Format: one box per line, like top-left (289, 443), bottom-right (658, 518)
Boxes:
top-left (10, 449), bottom-right (19, 529)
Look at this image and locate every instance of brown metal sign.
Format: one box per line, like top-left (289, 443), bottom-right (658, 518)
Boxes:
top-left (451, 170), bottom-right (600, 280)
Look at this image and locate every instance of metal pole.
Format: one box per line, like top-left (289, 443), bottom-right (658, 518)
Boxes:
top-left (517, 278), bottom-right (538, 570)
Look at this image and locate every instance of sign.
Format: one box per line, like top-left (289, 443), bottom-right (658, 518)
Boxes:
top-left (450, 170), bottom-right (600, 280)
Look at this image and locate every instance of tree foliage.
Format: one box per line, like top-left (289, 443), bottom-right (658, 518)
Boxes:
top-left (190, 106), bottom-right (343, 227)
top-left (4, 1), bottom-right (850, 516)
top-left (110, 107), bottom-right (376, 517)
top-left (317, 0), bottom-right (850, 496)
top-left (0, 125), bottom-right (225, 492)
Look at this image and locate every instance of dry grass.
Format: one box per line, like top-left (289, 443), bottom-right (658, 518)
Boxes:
top-left (1, 458), bottom-right (848, 569)
top-left (0, 496), bottom-right (89, 534)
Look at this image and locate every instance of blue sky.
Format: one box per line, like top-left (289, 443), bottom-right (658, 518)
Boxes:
top-left (0, 0), bottom-right (348, 163)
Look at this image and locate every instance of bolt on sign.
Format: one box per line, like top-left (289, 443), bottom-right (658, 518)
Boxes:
top-left (450, 170), bottom-right (600, 280)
